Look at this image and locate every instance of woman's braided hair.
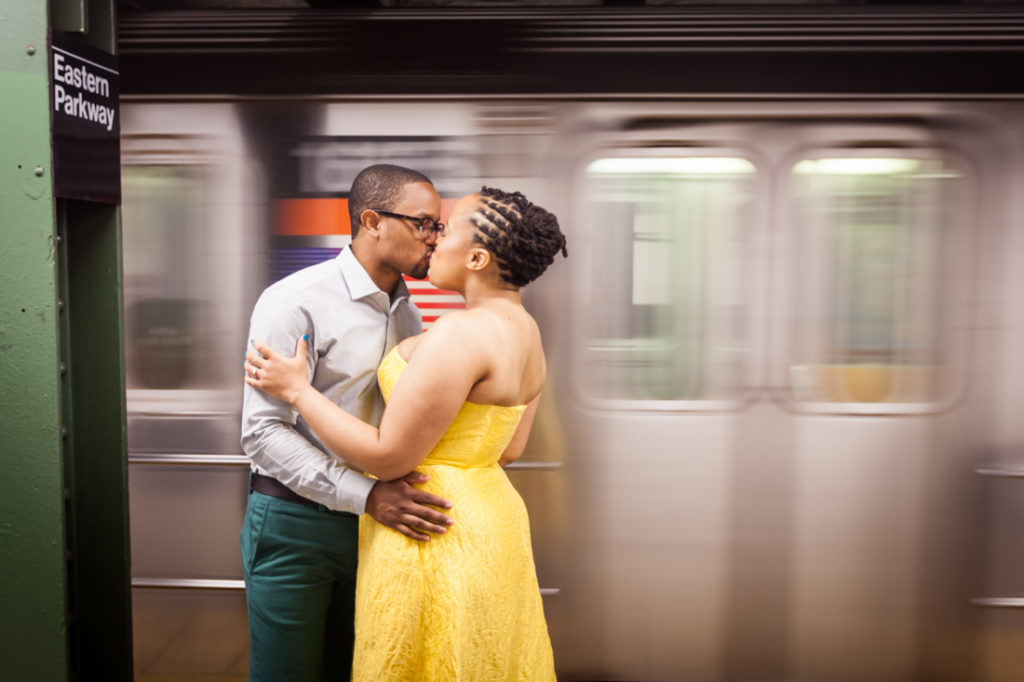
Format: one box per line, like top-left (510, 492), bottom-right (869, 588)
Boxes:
top-left (469, 187), bottom-right (568, 287)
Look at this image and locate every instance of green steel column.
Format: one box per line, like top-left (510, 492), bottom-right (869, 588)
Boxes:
top-left (58, 198), bottom-right (133, 680)
top-left (55, 0), bottom-right (134, 678)
top-left (0, 1), bottom-right (70, 680)
top-left (1, 1), bottom-right (131, 679)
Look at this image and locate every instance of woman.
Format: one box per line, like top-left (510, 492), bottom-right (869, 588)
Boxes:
top-left (245, 187), bottom-right (567, 681)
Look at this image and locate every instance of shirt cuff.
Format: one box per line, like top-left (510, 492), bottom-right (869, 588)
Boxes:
top-left (337, 471), bottom-right (376, 515)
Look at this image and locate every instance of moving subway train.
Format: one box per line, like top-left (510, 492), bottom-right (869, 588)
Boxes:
top-left (118, 7), bottom-right (1024, 681)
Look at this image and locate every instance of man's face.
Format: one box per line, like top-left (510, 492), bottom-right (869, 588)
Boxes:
top-left (377, 181), bottom-right (442, 280)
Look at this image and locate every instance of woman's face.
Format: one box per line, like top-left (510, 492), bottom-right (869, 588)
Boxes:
top-left (427, 193), bottom-right (482, 291)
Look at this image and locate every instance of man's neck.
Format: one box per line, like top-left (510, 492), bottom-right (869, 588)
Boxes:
top-left (350, 240), bottom-right (401, 296)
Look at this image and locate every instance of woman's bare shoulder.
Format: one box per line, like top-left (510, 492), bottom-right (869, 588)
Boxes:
top-left (425, 309), bottom-right (481, 338)
top-left (407, 310), bottom-right (490, 357)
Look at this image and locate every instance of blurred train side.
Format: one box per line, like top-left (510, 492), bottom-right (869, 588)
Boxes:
top-left (118, 8), bottom-right (1024, 681)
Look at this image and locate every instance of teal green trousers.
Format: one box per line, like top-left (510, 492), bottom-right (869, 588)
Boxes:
top-left (241, 487), bottom-right (359, 682)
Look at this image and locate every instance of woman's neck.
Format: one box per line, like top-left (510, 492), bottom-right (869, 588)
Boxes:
top-left (461, 281), bottom-right (521, 310)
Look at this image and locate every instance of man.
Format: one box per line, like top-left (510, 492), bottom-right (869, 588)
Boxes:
top-left (240, 164), bottom-right (454, 681)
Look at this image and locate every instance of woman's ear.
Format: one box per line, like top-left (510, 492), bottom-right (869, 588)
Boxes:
top-left (467, 246), bottom-right (492, 272)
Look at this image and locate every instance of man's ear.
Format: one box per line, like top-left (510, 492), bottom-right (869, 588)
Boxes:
top-left (467, 246), bottom-right (492, 272)
top-left (360, 209), bottom-right (382, 237)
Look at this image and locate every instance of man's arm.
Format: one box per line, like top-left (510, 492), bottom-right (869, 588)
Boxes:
top-left (242, 285), bottom-right (454, 537)
top-left (241, 285), bottom-right (375, 513)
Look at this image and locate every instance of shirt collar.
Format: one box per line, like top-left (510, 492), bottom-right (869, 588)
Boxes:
top-left (337, 245), bottom-right (412, 306)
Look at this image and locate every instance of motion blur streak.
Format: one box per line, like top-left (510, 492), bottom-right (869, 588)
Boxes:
top-left (117, 9), bottom-right (1024, 681)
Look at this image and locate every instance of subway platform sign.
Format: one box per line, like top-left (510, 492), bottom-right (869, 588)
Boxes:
top-left (51, 31), bottom-right (120, 204)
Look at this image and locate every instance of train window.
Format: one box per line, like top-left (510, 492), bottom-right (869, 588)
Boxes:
top-left (787, 155), bottom-right (965, 407)
top-left (122, 165), bottom-right (218, 390)
top-left (579, 156), bottom-right (755, 403)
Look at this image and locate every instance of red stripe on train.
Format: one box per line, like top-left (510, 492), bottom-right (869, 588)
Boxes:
top-left (415, 302), bottom-right (466, 310)
top-left (406, 288), bottom-right (461, 296)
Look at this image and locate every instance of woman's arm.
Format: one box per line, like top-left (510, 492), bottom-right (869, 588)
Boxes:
top-left (246, 314), bottom-right (489, 480)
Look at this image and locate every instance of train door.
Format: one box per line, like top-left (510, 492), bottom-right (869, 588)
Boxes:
top-left (548, 105), bottom-right (985, 681)
top-left (548, 116), bottom-right (764, 680)
top-left (767, 119), bottom-right (978, 682)
top-left (120, 103), bottom-right (256, 680)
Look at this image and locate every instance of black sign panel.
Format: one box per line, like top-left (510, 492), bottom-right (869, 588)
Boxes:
top-left (282, 137), bottom-right (478, 198)
top-left (51, 31), bottom-right (120, 204)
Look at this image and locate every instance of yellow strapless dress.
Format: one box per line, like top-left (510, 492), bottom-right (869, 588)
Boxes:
top-left (352, 347), bottom-right (556, 681)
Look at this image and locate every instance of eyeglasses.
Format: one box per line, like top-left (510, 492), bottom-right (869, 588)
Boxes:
top-left (374, 210), bottom-right (446, 240)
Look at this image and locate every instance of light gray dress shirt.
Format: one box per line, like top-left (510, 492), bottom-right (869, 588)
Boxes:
top-left (241, 246), bottom-right (422, 514)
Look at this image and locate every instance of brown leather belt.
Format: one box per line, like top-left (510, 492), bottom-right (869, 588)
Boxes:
top-left (250, 471), bottom-right (319, 509)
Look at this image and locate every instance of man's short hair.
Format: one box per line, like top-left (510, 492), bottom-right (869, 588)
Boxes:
top-left (348, 164), bottom-right (433, 237)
